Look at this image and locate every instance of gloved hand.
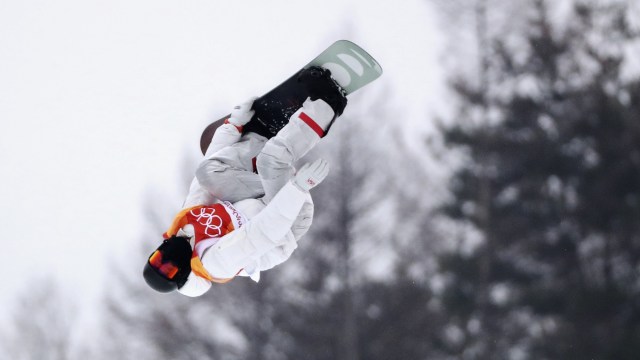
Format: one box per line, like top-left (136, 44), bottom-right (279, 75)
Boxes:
top-left (227, 96), bottom-right (259, 127)
top-left (292, 158), bottom-right (330, 192)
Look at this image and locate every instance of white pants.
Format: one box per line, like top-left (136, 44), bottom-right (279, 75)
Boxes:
top-left (196, 98), bottom-right (335, 239)
top-left (197, 99), bottom-right (334, 202)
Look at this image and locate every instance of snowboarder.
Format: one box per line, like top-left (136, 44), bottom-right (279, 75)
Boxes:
top-left (142, 68), bottom-right (347, 297)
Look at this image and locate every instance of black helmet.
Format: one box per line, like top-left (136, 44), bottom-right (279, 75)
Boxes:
top-left (143, 236), bottom-right (192, 293)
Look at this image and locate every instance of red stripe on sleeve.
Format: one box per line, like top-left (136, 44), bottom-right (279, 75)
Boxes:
top-left (224, 118), bottom-right (243, 133)
top-left (298, 112), bottom-right (325, 137)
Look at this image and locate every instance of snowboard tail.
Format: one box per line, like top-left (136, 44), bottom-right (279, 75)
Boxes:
top-left (200, 40), bottom-right (382, 154)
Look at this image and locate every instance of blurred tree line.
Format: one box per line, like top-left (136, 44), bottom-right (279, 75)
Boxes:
top-left (439, 0), bottom-right (640, 359)
top-left (2, 0), bottom-right (639, 359)
top-left (437, 0), bottom-right (640, 358)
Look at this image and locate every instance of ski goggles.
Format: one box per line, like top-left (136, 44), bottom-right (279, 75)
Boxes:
top-left (148, 250), bottom-right (179, 280)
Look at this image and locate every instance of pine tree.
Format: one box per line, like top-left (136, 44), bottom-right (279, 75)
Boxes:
top-left (438, 0), bottom-right (640, 358)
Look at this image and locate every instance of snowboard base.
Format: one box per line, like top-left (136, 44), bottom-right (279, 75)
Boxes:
top-left (200, 40), bottom-right (382, 154)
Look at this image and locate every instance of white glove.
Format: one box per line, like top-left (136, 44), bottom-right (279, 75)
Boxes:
top-left (228, 96), bottom-right (259, 127)
top-left (292, 158), bottom-right (329, 192)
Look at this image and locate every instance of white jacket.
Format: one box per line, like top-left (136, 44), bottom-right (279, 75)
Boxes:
top-left (177, 181), bottom-right (308, 297)
top-left (176, 124), bottom-right (305, 297)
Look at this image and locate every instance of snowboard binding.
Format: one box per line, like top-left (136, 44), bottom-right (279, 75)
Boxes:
top-left (297, 66), bottom-right (348, 118)
top-left (201, 41), bottom-right (382, 154)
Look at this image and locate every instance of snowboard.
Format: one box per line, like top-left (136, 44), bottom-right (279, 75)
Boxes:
top-left (200, 40), bottom-right (383, 154)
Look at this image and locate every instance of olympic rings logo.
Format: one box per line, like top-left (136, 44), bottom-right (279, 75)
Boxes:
top-left (190, 207), bottom-right (224, 237)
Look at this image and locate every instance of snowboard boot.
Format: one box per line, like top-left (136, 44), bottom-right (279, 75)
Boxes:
top-left (297, 66), bottom-right (348, 134)
top-left (256, 98), bottom-right (335, 202)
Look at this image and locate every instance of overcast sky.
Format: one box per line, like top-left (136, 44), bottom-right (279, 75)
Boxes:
top-left (0, 0), bottom-right (447, 329)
